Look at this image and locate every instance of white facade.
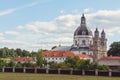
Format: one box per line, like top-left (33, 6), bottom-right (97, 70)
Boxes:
top-left (44, 57), bottom-right (66, 63)
top-left (73, 35), bottom-right (93, 48)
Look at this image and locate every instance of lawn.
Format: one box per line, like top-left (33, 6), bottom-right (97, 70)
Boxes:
top-left (0, 73), bottom-right (120, 80)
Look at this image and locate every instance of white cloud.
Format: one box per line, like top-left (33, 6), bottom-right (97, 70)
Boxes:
top-left (84, 8), bottom-right (91, 13)
top-left (0, 8), bottom-right (16, 16)
top-left (2, 9), bottom-right (120, 51)
top-left (17, 25), bottom-right (24, 30)
top-left (5, 31), bottom-right (19, 36)
top-left (0, 2), bottom-right (39, 17)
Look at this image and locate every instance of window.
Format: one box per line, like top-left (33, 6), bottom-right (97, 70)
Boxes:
top-left (82, 40), bottom-right (86, 45)
top-left (82, 31), bottom-right (86, 35)
top-left (75, 40), bottom-right (77, 45)
top-left (82, 52), bottom-right (86, 54)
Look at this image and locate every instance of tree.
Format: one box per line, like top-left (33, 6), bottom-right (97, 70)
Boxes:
top-left (15, 48), bottom-right (22, 56)
top-left (2, 48), bottom-right (7, 58)
top-left (36, 49), bottom-right (44, 68)
top-left (22, 50), bottom-right (30, 56)
top-left (51, 46), bottom-right (57, 50)
top-left (108, 41), bottom-right (120, 56)
top-left (9, 49), bottom-right (16, 58)
top-left (0, 59), bottom-right (5, 68)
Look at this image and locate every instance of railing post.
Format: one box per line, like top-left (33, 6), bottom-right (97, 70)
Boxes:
top-left (82, 70), bottom-right (85, 75)
top-left (70, 68), bottom-right (73, 75)
top-left (95, 69), bottom-right (98, 76)
top-left (23, 67), bottom-right (26, 73)
top-left (58, 68), bottom-right (61, 74)
top-left (46, 68), bottom-right (49, 74)
top-left (2, 67), bottom-right (4, 72)
top-left (13, 67), bottom-right (15, 72)
top-left (34, 67), bottom-right (37, 73)
top-left (109, 69), bottom-right (112, 77)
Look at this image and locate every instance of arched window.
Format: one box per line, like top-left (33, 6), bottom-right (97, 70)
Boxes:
top-left (82, 40), bottom-right (86, 45)
top-left (75, 40), bottom-right (77, 45)
top-left (82, 52), bottom-right (86, 54)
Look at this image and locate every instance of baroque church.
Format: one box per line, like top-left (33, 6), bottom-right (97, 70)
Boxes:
top-left (71, 14), bottom-right (107, 61)
top-left (53, 14), bottom-right (107, 62)
top-left (43, 14), bottom-right (120, 69)
top-left (43, 14), bottom-right (107, 63)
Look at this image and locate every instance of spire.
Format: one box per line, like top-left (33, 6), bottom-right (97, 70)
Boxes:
top-left (101, 29), bottom-right (105, 38)
top-left (95, 28), bottom-right (99, 33)
top-left (94, 28), bottom-right (99, 38)
top-left (82, 13), bottom-right (84, 17)
top-left (101, 29), bottom-right (105, 34)
top-left (81, 13), bottom-right (86, 25)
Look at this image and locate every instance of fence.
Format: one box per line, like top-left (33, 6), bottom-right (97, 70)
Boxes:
top-left (0, 67), bottom-right (120, 77)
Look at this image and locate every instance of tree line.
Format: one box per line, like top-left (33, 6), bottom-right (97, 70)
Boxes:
top-left (48, 57), bottom-right (109, 70)
top-left (0, 47), bottom-right (47, 58)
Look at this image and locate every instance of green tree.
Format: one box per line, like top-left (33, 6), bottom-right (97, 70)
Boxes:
top-left (2, 48), bottom-right (7, 58)
top-left (36, 49), bottom-right (44, 68)
top-left (108, 41), bottom-right (120, 56)
top-left (22, 50), bottom-right (30, 57)
top-left (16, 62), bottom-right (22, 67)
top-left (65, 57), bottom-right (78, 68)
top-left (9, 49), bottom-right (16, 58)
top-left (51, 46), bottom-right (57, 50)
top-left (15, 48), bottom-right (22, 56)
top-left (6, 61), bottom-right (15, 67)
top-left (0, 59), bottom-right (5, 68)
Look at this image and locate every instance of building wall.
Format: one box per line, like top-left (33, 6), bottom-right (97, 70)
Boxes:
top-left (98, 59), bottom-right (120, 66)
top-left (44, 57), bottom-right (66, 63)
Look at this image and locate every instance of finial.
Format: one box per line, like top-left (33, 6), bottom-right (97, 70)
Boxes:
top-left (82, 13), bottom-right (84, 17)
top-left (95, 28), bottom-right (99, 33)
top-left (101, 29), bottom-right (105, 34)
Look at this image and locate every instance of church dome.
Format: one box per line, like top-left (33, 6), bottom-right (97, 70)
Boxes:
top-left (74, 14), bottom-right (92, 36)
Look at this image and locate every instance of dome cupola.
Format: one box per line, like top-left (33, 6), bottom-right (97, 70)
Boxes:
top-left (74, 14), bottom-right (92, 36)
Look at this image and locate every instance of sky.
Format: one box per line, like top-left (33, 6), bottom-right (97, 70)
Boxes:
top-left (0, 0), bottom-right (120, 51)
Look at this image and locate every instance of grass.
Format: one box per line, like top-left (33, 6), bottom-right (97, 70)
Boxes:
top-left (0, 73), bottom-right (120, 80)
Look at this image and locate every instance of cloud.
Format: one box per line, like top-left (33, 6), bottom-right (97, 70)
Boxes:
top-left (17, 25), bottom-right (24, 30)
top-left (2, 9), bottom-right (120, 51)
top-left (0, 2), bottom-right (39, 16)
top-left (4, 31), bottom-right (19, 36)
top-left (84, 8), bottom-right (91, 13)
top-left (0, 8), bottom-right (16, 16)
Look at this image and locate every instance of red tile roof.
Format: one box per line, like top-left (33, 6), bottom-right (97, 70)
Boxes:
top-left (43, 51), bottom-right (75, 57)
top-left (75, 54), bottom-right (93, 58)
top-left (14, 56), bottom-right (35, 62)
top-left (100, 56), bottom-right (120, 60)
top-left (43, 51), bottom-right (93, 58)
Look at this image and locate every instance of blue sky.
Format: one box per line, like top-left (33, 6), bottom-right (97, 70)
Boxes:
top-left (0, 0), bottom-right (120, 51)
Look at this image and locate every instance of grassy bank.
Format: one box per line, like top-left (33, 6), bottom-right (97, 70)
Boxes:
top-left (0, 73), bottom-right (119, 80)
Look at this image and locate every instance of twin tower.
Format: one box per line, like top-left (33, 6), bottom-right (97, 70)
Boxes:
top-left (72, 14), bottom-right (107, 61)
